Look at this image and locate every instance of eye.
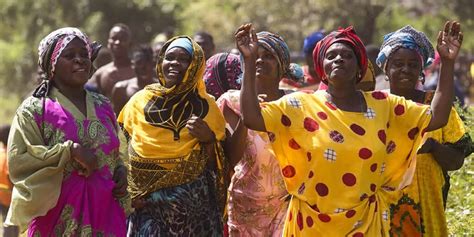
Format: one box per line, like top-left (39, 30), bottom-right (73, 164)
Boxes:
top-left (325, 52), bottom-right (335, 60)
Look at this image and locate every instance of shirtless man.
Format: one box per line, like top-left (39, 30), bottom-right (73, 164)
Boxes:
top-left (87, 23), bottom-right (135, 98)
top-left (193, 31), bottom-right (215, 60)
top-left (111, 45), bottom-right (157, 114)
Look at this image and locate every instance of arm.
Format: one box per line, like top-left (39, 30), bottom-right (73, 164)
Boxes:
top-left (235, 23), bottom-right (266, 131)
top-left (186, 116), bottom-right (218, 166)
top-left (222, 103), bottom-right (248, 168)
top-left (427, 21), bottom-right (463, 131)
top-left (418, 138), bottom-right (465, 170)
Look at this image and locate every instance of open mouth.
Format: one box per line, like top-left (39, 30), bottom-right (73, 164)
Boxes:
top-left (73, 68), bottom-right (87, 73)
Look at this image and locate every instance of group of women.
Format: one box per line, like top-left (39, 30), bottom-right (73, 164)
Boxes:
top-left (3, 19), bottom-right (472, 237)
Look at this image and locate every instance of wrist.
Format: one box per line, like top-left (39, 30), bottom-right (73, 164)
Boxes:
top-left (202, 131), bottom-right (217, 144)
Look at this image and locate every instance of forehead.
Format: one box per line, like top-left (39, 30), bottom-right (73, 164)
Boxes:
top-left (326, 42), bottom-right (354, 52)
top-left (109, 27), bottom-right (130, 39)
top-left (390, 47), bottom-right (419, 60)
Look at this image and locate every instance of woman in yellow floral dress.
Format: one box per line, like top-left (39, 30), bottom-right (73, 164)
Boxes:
top-left (234, 21), bottom-right (463, 236)
top-left (376, 25), bottom-right (473, 236)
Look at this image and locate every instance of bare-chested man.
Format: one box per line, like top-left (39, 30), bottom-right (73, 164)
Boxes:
top-left (111, 45), bottom-right (158, 114)
top-left (87, 23), bottom-right (135, 99)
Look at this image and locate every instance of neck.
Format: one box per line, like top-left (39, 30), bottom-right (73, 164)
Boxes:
top-left (53, 83), bottom-right (86, 101)
top-left (327, 82), bottom-right (358, 101)
top-left (113, 55), bottom-right (131, 67)
top-left (390, 88), bottom-right (422, 102)
top-left (256, 79), bottom-right (283, 102)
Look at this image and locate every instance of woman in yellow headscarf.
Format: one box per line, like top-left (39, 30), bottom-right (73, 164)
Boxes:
top-left (118, 36), bottom-right (227, 236)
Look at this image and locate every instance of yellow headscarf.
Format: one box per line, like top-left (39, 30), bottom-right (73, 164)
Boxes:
top-left (118, 36), bottom-right (226, 199)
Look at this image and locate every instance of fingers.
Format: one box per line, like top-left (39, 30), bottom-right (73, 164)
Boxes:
top-left (458, 31), bottom-right (463, 43)
top-left (437, 31), bottom-right (443, 46)
top-left (443, 21), bottom-right (450, 37)
top-left (251, 27), bottom-right (258, 43)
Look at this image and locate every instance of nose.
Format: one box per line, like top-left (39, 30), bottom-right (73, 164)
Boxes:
top-left (334, 54), bottom-right (344, 63)
top-left (73, 55), bottom-right (86, 64)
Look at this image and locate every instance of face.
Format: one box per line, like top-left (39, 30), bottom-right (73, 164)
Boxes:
top-left (256, 46), bottom-right (279, 82)
top-left (194, 35), bottom-right (214, 60)
top-left (323, 42), bottom-right (359, 85)
top-left (386, 48), bottom-right (422, 90)
top-left (52, 38), bottom-right (91, 88)
top-left (161, 47), bottom-right (192, 88)
top-left (133, 56), bottom-right (154, 81)
top-left (107, 27), bottom-right (131, 56)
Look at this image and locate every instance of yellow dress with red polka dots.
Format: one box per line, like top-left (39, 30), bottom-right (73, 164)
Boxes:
top-left (260, 90), bottom-right (431, 236)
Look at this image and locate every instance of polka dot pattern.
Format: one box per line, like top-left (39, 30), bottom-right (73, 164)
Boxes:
top-left (394, 104), bottom-right (405, 116)
top-left (289, 139), bottom-right (301, 150)
top-left (370, 163), bottom-right (378, 172)
top-left (317, 112), bottom-right (328, 120)
top-left (306, 152), bottom-right (312, 161)
top-left (325, 101), bottom-right (337, 110)
top-left (281, 114), bottom-right (292, 126)
top-left (371, 91), bottom-right (387, 100)
top-left (350, 124), bottom-right (366, 135)
top-left (358, 148), bottom-right (372, 159)
top-left (342, 173), bottom-right (357, 186)
top-left (306, 216), bottom-right (314, 227)
top-left (282, 165), bottom-right (296, 178)
top-left (407, 127), bottom-right (419, 140)
top-left (316, 183), bottom-right (329, 197)
top-left (346, 210), bottom-right (356, 218)
top-left (386, 141), bottom-right (396, 154)
top-left (353, 232), bottom-right (364, 237)
top-left (329, 130), bottom-right (344, 143)
top-left (304, 117), bottom-right (319, 132)
top-left (377, 130), bottom-right (386, 144)
top-left (297, 212), bottom-right (304, 230)
top-left (318, 214), bottom-right (331, 222)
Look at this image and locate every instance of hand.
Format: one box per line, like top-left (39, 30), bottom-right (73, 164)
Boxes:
top-left (186, 115), bottom-right (216, 143)
top-left (235, 23), bottom-right (258, 60)
top-left (112, 165), bottom-right (128, 198)
top-left (71, 143), bottom-right (98, 177)
top-left (437, 21), bottom-right (463, 62)
top-left (257, 94), bottom-right (268, 103)
top-left (417, 138), bottom-right (437, 154)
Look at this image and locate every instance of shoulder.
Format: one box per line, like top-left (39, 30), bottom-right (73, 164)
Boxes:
top-left (114, 78), bottom-right (135, 89)
top-left (89, 90), bottom-right (112, 106)
top-left (16, 96), bottom-right (43, 118)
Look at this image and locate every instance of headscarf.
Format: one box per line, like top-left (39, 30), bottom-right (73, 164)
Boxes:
top-left (303, 31), bottom-right (325, 56)
top-left (204, 52), bottom-right (242, 99)
top-left (34, 27), bottom-right (96, 98)
top-left (257, 31), bottom-right (302, 81)
top-left (117, 36), bottom-right (227, 204)
top-left (166, 37), bottom-right (194, 55)
top-left (313, 26), bottom-right (368, 84)
top-left (376, 25), bottom-right (435, 73)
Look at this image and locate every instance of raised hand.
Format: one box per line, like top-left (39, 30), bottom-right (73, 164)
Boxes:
top-left (437, 21), bottom-right (463, 62)
top-left (71, 143), bottom-right (98, 177)
top-left (112, 165), bottom-right (128, 198)
top-left (235, 23), bottom-right (258, 60)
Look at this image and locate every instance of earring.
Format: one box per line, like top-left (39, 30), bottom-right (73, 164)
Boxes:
top-left (357, 72), bottom-right (362, 79)
top-left (384, 75), bottom-right (389, 81)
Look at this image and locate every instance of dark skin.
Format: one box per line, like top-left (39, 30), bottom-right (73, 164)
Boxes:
top-left (194, 34), bottom-right (215, 60)
top-left (236, 22), bottom-right (459, 134)
top-left (52, 38), bottom-right (127, 197)
top-left (388, 47), bottom-right (464, 171)
top-left (133, 45), bottom-right (217, 209)
top-left (111, 56), bottom-right (158, 114)
top-left (223, 45), bottom-right (284, 168)
top-left (87, 26), bottom-right (135, 98)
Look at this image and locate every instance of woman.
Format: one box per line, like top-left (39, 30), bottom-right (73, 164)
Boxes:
top-left (377, 25), bottom-right (473, 236)
top-left (204, 52), bottom-right (242, 99)
top-left (235, 21), bottom-right (462, 236)
top-left (217, 31), bottom-right (301, 236)
top-left (6, 27), bottom-right (128, 236)
top-left (118, 36), bottom-right (227, 236)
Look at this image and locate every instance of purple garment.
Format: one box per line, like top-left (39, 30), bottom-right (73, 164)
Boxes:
top-left (204, 53), bottom-right (242, 99)
top-left (26, 89), bottom-right (126, 236)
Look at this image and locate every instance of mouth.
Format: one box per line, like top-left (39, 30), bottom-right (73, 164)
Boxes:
top-left (73, 68), bottom-right (87, 73)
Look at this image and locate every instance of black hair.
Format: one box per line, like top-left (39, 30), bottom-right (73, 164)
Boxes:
top-left (194, 31), bottom-right (214, 45)
top-left (132, 44), bottom-right (154, 62)
top-left (111, 23), bottom-right (132, 38)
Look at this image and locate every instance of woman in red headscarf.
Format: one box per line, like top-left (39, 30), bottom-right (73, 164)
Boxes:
top-left (235, 21), bottom-right (462, 236)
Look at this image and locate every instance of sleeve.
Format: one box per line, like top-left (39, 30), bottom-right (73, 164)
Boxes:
top-left (441, 108), bottom-right (473, 157)
top-left (260, 96), bottom-right (287, 134)
top-left (5, 107), bottom-right (73, 232)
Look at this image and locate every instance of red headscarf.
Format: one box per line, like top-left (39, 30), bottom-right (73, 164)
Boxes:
top-left (312, 26), bottom-right (368, 84)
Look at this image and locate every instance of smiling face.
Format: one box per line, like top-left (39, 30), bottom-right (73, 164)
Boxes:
top-left (386, 48), bottom-right (422, 91)
top-left (256, 46), bottom-right (279, 81)
top-left (161, 47), bottom-right (192, 88)
top-left (52, 38), bottom-right (91, 88)
top-left (323, 42), bottom-right (359, 86)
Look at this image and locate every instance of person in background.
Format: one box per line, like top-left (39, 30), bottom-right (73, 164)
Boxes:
top-left (119, 36), bottom-right (227, 236)
top-left (203, 52), bottom-right (242, 99)
top-left (0, 125), bottom-right (18, 237)
top-left (86, 23), bottom-right (135, 99)
top-left (111, 45), bottom-right (158, 114)
top-left (194, 31), bottom-right (216, 60)
top-left (151, 33), bottom-right (168, 60)
top-left (6, 27), bottom-right (128, 236)
top-left (366, 44), bottom-right (388, 91)
top-left (376, 24), bottom-right (473, 236)
top-left (235, 21), bottom-right (461, 236)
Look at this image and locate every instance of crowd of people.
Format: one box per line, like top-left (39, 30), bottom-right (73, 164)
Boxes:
top-left (0, 19), bottom-right (472, 237)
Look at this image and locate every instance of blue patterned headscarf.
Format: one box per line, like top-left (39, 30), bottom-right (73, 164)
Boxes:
top-left (376, 25), bottom-right (434, 73)
top-left (257, 31), bottom-right (303, 81)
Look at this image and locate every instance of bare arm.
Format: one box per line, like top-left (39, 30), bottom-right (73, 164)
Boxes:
top-left (235, 23), bottom-right (266, 131)
top-left (222, 104), bottom-right (248, 168)
top-left (418, 138), bottom-right (465, 171)
top-left (427, 21), bottom-right (463, 131)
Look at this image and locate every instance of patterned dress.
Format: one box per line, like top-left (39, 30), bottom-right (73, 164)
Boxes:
top-left (7, 88), bottom-right (127, 236)
top-left (260, 90), bottom-right (431, 236)
top-left (218, 90), bottom-right (288, 237)
top-left (389, 91), bottom-right (473, 236)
